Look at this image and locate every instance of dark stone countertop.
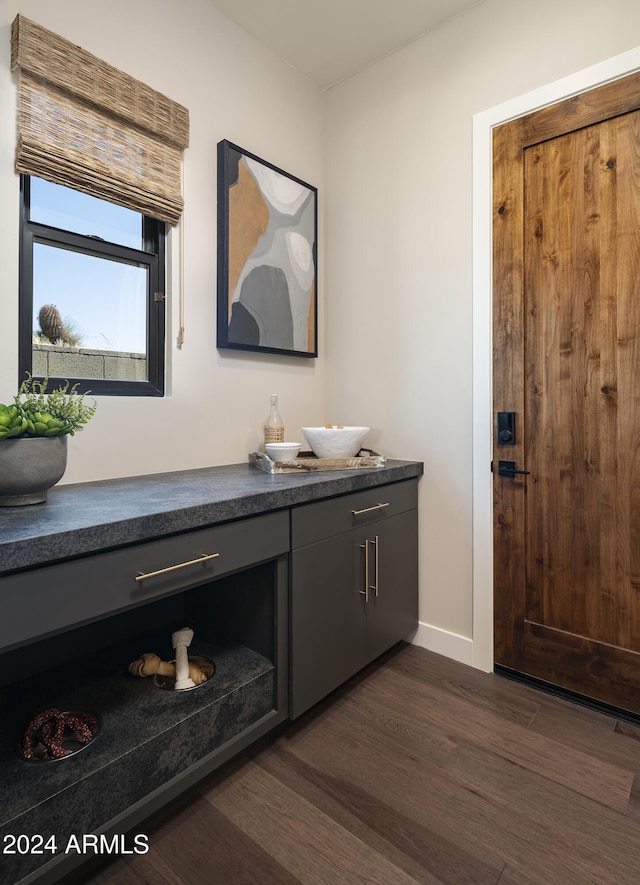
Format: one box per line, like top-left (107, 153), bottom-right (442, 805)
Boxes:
top-left (0, 459), bottom-right (423, 575)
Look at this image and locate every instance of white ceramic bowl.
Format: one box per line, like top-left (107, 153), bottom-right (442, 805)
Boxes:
top-left (301, 426), bottom-right (369, 460)
top-left (265, 442), bottom-right (301, 461)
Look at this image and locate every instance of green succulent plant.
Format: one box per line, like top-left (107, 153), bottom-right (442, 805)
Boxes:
top-left (0, 375), bottom-right (97, 440)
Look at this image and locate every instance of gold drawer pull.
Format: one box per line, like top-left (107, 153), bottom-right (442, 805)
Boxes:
top-left (351, 502), bottom-right (390, 517)
top-left (135, 552), bottom-right (220, 582)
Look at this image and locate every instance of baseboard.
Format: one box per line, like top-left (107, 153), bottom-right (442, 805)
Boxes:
top-left (409, 621), bottom-right (474, 667)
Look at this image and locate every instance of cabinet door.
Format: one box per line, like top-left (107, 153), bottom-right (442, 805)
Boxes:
top-left (290, 532), bottom-right (366, 718)
top-left (364, 509), bottom-right (418, 662)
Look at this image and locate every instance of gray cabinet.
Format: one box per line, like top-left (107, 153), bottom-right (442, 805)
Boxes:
top-left (0, 461), bottom-right (422, 884)
top-left (290, 478), bottom-right (418, 718)
top-left (0, 512), bottom-right (290, 885)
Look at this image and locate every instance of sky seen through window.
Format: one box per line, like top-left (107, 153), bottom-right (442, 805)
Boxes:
top-left (31, 179), bottom-right (147, 353)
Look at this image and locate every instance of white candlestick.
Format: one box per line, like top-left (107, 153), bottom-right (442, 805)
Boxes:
top-left (172, 627), bottom-right (196, 690)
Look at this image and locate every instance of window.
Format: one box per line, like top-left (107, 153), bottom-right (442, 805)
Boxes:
top-left (11, 14), bottom-right (189, 397)
top-left (20, 176), bottom-right (166, 396)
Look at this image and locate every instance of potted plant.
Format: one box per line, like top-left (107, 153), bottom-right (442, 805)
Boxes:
top-left (0, 375), bottom-right (96, 506)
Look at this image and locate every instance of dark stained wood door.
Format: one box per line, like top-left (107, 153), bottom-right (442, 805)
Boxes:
top-left (493, 71), bottom-right (640, 714)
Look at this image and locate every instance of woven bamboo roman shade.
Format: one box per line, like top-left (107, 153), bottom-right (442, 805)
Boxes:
top-left (10, 15), bottom-right (189, 225)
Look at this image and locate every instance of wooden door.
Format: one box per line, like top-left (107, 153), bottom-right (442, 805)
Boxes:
top-left (493, 72), bottom-right (640, 714)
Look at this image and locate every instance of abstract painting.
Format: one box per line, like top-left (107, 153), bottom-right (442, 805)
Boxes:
top-left (217, 140), bottom-right (318, 357)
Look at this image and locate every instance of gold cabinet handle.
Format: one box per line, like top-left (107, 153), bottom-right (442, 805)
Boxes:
top-left (135, 552), bottom-right (220, 582)
top-left (351, 502), bottom-right (390, 517)
top-left (372, 535), bottom-right (379, 597)
top-left (359, 540), bottom-right (369, 603)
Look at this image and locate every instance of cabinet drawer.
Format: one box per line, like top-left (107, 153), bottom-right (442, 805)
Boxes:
top-left (0, 511), bottom-right (289, 652)
top-left (291, 478), bottom-right (418, 549)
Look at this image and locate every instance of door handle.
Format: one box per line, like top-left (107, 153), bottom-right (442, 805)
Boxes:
top-left (359, 541), bottom-right (369, 603)
top-left (372, 535), bottom-right (379, 597)
top-left (360, 537), bottom-right (380, 600)
top-left (497, 460), bottom-right (530, 478)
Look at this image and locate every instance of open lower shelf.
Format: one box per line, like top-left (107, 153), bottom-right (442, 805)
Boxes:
top-left (0, 634), bottom-right (275, 883)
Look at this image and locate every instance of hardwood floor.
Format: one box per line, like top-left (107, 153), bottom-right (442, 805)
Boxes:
top-left (80, 643), bottom-right (640, 884)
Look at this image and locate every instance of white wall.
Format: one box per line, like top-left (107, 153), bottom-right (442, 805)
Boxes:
top-left (323, 0), bottom-right (640, 663)
top-left (0, 0), bottom-right (325, 482)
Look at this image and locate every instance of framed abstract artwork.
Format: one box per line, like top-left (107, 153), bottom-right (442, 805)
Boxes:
top-left (217, 140), bottom-right (318, 357)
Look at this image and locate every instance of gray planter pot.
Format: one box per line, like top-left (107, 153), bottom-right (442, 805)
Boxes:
top-left (0, 436), bottom-right (68, 506)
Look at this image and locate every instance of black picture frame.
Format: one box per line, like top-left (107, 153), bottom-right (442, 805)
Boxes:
top-left (217, 140), bottom-right (318, 358)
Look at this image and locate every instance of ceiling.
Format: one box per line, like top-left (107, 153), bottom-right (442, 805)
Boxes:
top-left (207, 0), bottom-right (484, 90)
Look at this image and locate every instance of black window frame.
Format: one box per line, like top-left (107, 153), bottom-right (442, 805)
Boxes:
top-left (19, 175), bottom-right (166, 397)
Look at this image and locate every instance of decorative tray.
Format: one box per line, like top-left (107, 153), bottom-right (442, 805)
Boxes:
top-left (250, 449), bottom-right (385, 474)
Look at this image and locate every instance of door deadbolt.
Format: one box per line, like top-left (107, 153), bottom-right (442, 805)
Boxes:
top-left (497, 412), bottom-right (516, 445)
